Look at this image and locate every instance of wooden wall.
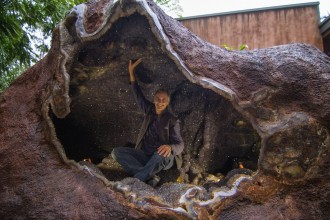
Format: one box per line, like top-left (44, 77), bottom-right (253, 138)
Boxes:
top-left (179, 5), bottom-right (323, 50)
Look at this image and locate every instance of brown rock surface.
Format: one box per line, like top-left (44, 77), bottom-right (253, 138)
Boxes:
top-left (0, 0), bottom-right (329, 219)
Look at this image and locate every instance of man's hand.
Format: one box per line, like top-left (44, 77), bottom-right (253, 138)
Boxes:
top-left (157, 145), bottom-right (172, 157)
top-left (128, 58), bottom-right (142, 82)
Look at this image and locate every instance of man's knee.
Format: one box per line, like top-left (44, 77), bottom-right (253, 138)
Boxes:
top-left (151, 152), bottom-right (166, 162)
top-left (112, 147), bottom-right (135, 161)
top-left (151, 153), bottom-right (174, 170)
top-left (111, 147), bottom-right (121, 161)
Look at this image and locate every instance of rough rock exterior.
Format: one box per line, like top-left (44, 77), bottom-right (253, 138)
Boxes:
top-left (0, 0), bottom-right (329, 219)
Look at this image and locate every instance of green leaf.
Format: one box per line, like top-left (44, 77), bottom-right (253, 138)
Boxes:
top-left (239, 44), bottom-right (249, 51)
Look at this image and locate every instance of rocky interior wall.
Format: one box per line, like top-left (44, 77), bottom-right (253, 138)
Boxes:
top-left (51, 13), bottom-right (260, 183)
top-left (261, 121), bottom-right (328, 182)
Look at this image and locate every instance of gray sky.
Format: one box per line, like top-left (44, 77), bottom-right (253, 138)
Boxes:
top-left (179, 0), bottom-right (330, 19)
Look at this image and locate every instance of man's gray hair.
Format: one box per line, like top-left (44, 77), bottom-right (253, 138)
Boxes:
top-left (154, 89), bottom-right (171, 102)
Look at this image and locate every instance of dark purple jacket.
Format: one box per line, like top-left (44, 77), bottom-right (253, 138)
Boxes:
top-left (132, 82), bottom-right (184, 169)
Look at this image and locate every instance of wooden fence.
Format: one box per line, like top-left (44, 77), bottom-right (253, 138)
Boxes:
top-left (178, 3), bottom-right (323, 50)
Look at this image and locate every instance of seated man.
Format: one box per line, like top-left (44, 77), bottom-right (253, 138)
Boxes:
top-left (112, 59), bottom-right (184, 187)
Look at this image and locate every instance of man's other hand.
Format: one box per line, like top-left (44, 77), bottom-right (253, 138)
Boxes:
top-left (157, 145), bottom-right (171, 157)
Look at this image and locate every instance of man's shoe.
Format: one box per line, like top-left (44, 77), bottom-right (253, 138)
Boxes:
top-left (147, 175), bottom-right (160, 187)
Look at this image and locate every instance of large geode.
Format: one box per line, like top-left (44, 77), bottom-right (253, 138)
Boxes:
top-left (0, 0), bottom-right (329, 219)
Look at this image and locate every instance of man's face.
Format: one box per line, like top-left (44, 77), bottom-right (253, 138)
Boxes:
top-left (154, 92), bottom-right (170, 114)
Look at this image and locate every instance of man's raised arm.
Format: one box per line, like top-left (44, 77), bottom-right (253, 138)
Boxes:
top-left (128, 59), bottom-right (152, 113)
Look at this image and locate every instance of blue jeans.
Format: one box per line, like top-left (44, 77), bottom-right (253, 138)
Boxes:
top-left (111, 147), bottom-right (173, 182)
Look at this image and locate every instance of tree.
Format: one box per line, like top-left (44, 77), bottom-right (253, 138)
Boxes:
top-left (0, 0), bottom-right (85, 92)
top-left (154, 0), bottom-right (183, 17)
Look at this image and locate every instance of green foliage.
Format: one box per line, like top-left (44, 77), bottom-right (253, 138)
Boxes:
top-left (0, 0), bottom-right (85, 93)
top-left (239, 44), bottom-right (249, 50)
top-left (222, 44), bottom-right (249, 51)
top-left (154, 0), bottom-right (183, 17)
top-left (0, 62), bottom-right (28, 92)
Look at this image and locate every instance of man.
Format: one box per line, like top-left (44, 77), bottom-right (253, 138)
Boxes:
top-left (111, 59), bottom-right (184, 187)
